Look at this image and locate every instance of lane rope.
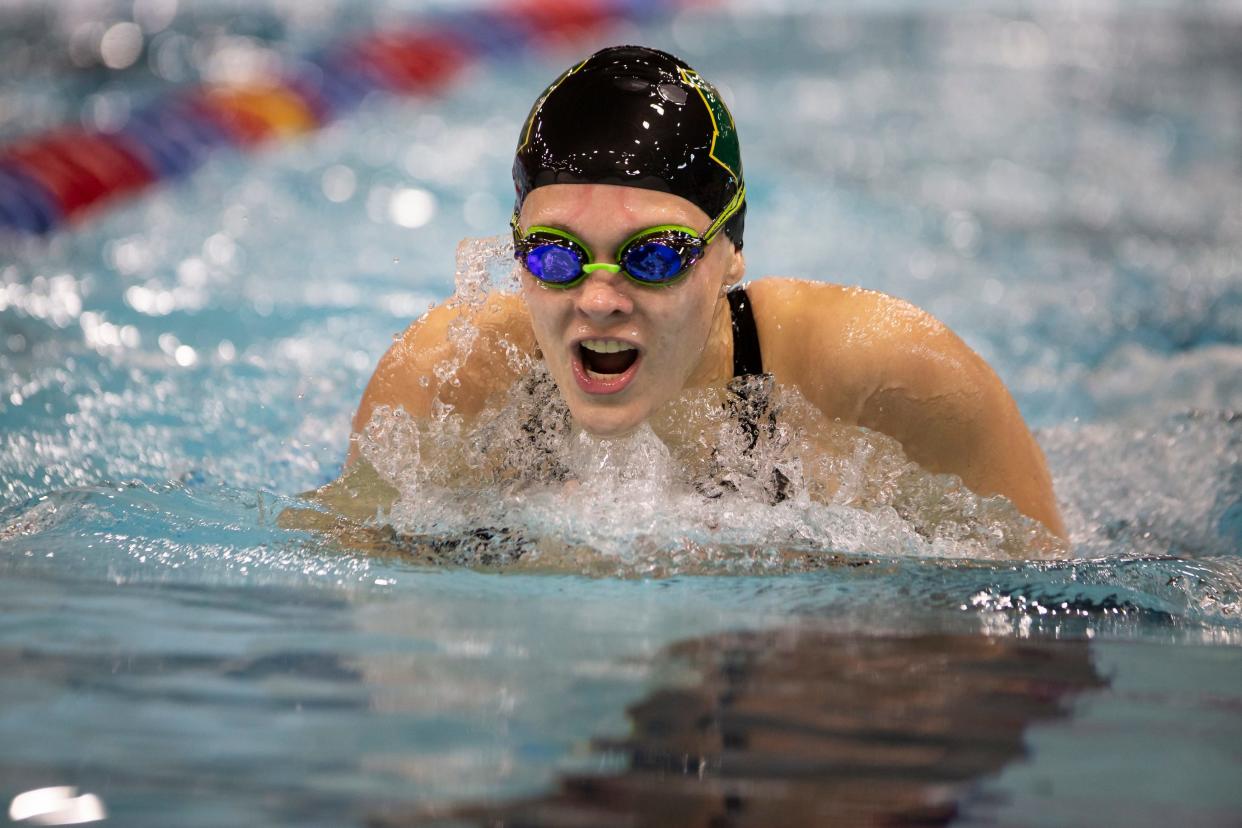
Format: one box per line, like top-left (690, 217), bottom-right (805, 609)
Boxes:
top-left (0, 0), bottom-right (688, 235)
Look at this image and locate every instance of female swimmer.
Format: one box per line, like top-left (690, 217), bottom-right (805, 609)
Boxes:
top-left (331, 45), bottom-right (1065, 540)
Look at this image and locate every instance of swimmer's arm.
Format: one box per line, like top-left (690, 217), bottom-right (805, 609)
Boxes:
top-left (345, 292), bottom-right (536, 467)
top-left (281, 461), bottom-right (468, 559)
top-left (761, 281), bottom-right (1065, 538)
top-left (278, 458), bottom-right (398, 531)
top-left (854, 308), bottom-right (1066, 538)
top-left (285, 294), bottom-right (534, 536)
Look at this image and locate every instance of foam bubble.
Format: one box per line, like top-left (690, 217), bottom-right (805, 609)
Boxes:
top-left (352, 376), bottom-right (1063, 575)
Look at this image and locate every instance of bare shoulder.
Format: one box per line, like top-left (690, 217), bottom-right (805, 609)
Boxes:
top-left (746, 278), bottom-right (1063, 537)
top-left (351, 292), bottom-right (536, 443)
top-left (745, 278), bottom-right (971, 419)
top-left (384, 291), bottom-right (533, 369)
top-left (747, 277), bottom-right (952, 349)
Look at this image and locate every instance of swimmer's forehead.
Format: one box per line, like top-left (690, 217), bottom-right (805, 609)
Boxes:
top-left (518, 184), bottom-right (711, 235)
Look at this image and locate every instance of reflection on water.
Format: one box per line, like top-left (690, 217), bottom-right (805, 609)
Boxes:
top-left (371, 629), bottom-right (1104, 827)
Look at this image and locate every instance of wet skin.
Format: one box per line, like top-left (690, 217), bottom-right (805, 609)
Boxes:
top-left (342, 184), bottom-right (1066, 538)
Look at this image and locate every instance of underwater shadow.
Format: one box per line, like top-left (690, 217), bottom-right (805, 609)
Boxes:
top-left (368, 628), bottom-right (1105, 827)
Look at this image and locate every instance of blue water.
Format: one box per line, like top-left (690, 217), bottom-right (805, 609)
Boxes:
top-left (2, 2), bottom-right (1241, 825)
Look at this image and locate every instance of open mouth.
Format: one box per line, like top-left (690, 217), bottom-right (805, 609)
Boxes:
top-left (579, 340), bottom-right (639, 376)
top-left (572, 339), bottom-right (641, 394)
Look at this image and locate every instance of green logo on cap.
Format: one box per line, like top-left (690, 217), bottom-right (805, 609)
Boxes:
top-left (679, 68), bottom-right (742, 184)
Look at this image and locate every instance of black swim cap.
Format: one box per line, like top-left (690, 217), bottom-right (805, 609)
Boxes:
top-left (513, 45), bottom-right (746, 248)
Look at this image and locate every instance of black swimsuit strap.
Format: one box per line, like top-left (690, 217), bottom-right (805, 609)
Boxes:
top-left (727, 286), bottom-right (764, 377)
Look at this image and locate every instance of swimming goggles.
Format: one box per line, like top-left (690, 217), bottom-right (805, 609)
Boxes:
top-left (510, 187), bottom-right (745, 288)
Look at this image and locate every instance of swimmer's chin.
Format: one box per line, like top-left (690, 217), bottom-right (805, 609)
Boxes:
top-left (566, 405), bottom-right (650, 439)
top-left (572, 419), bottom-right (643, 439)
top-left (559, 375), bottom-right (662, 438)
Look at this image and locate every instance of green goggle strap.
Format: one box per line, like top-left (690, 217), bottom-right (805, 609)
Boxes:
top-left (701, 183), bottom-right (746, 243)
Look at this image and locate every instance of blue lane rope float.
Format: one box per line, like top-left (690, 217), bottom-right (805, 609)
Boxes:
top-left (0, 0), bottom-right (696, 236)
top-left (116, 98), bottom-right (234, 180)
top-left (0, 162), bottom-right (63, 235)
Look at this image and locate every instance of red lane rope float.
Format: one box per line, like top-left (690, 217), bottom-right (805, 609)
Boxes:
top-left (341, 32), bottom-right (471, 95)
top-left (2, 130), bottom-right (155, 220)
top-left (0, 0), bottom-right (693, 236)
top-left (503, 0), bottom-right (619, 44)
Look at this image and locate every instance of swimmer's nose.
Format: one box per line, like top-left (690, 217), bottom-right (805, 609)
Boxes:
top-left (575, 268), bottom-right (634, 320)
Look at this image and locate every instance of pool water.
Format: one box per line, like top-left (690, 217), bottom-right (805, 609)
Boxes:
top-left (2, 2), bottom-right (1241, 825)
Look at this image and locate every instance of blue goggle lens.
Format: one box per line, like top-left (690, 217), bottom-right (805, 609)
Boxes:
top-left (621, 241), bottom-right (686, 283)
top-left (525, 243), bottom-right (584, 284)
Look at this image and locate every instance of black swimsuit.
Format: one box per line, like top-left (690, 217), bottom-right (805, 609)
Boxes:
top-left (712, 286), bottom-right (791, 503)
top-left (727, 286), bottom-right (764, 377)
